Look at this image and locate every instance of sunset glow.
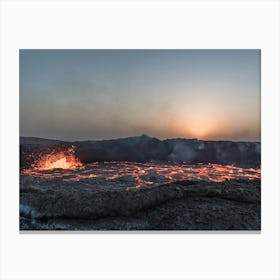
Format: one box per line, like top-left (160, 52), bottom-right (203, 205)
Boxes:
top-left (20, 50), bottom-right (260, 141)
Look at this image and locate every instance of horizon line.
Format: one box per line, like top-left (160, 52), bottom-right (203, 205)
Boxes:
top-left (19, 134), bottom-right (261, 143)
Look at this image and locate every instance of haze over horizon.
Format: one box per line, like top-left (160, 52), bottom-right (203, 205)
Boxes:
top-left (20, 50), bottom-right (261, 142)
top-left (19, 134), bottom-right (261, 143)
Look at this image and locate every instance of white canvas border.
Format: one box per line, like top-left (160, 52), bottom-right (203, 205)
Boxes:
top-left (0, 0), bottom-right (280, 279)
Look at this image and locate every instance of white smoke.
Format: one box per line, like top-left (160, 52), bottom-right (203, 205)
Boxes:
top-left (168, 142), bottom-right (195, 161)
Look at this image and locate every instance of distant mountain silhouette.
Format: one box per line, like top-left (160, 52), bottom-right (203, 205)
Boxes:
top-left (20, 135), bottom-right (261, 169)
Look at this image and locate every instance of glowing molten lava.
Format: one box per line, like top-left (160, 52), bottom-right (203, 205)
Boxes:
top-left (34, 146), bottom-right (82, 170)
top-left (22, 159), bottom-right (261, 190)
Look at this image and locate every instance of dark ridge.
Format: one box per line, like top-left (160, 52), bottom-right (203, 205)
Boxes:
top-left (20, 135), bottom-right (261, 169)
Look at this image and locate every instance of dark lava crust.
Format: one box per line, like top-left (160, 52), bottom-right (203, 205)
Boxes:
top-left (20, 179), bottom-right (261, 231)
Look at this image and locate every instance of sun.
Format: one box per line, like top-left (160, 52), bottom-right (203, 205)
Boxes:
top-left (188, 126), bottom-right (210, 139)
top-left (175, 120), bottom-right (211, 140)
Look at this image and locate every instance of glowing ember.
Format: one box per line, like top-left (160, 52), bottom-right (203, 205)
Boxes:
top-left (32, 146), bottom-right (82, 170)
top-left (22, 160), bottom-right (260, 189)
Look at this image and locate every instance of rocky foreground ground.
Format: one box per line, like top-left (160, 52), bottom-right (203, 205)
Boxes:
top-left (20, 179), bottom-right (261, 231)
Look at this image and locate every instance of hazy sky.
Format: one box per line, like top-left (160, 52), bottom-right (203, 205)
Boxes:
top-left (20, 50), bottom-right (260, 141)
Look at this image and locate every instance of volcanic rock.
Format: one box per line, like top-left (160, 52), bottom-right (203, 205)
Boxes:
top-left (20, 179), bottom-right (261, 231)
top-left (20, 135), bottom-right (261, 169)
